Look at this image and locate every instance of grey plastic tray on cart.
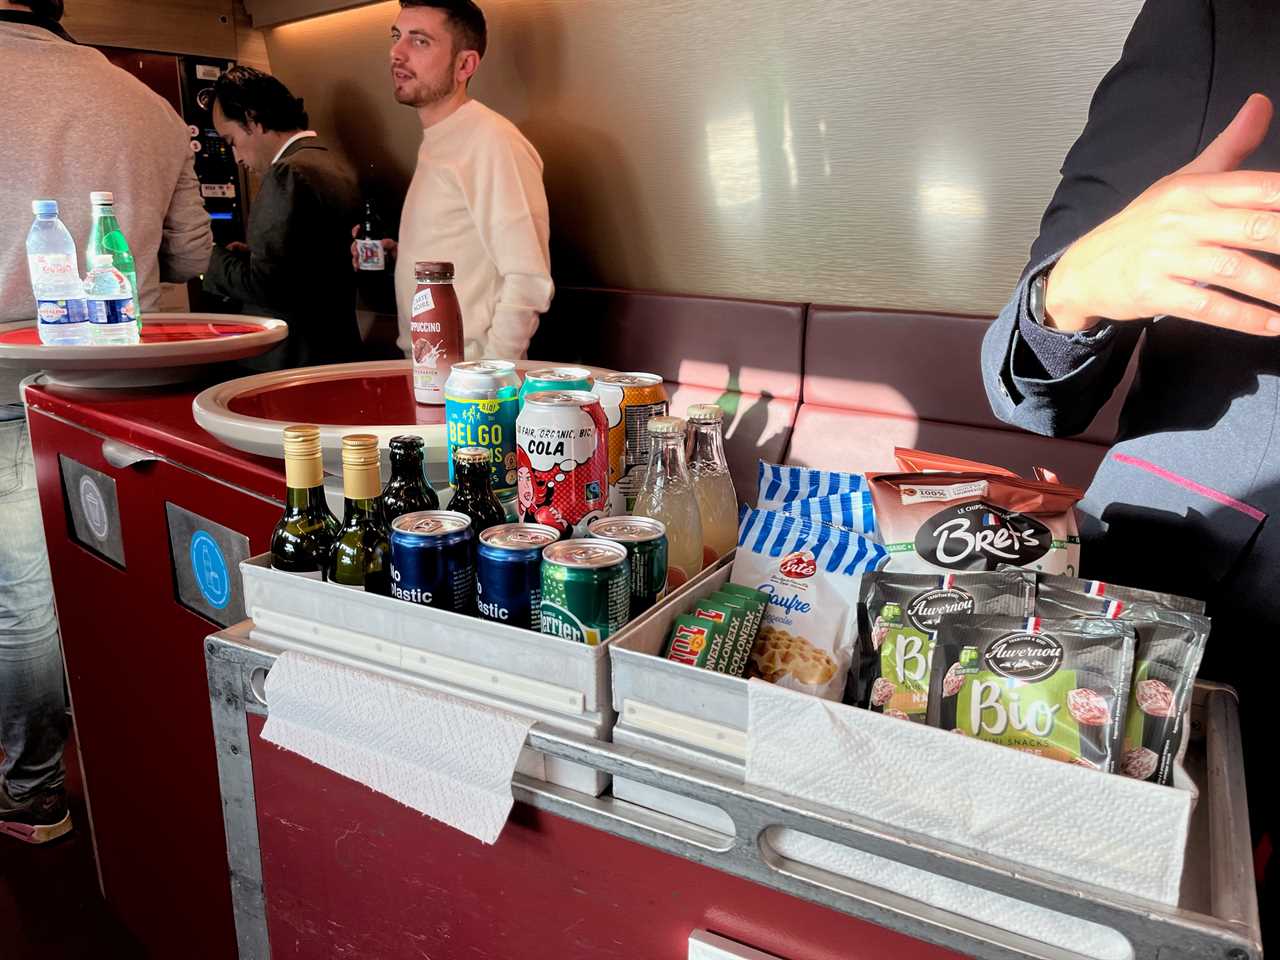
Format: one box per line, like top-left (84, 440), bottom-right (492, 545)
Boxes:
top-left (240, 554), bottom-right (612, 795)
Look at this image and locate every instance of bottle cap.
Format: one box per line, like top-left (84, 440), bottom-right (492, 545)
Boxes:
top-left (89, 191), bottom-right (114, 205)
top-left (686, 404), bottom-right (723, 424)
top-left (453, 446), bottom-right (491, 467)
top-left (389, 435), bottom-right (425, 455)
top-left (31, 199), bottom-right (58, 216)
top-left (414, 261), bottom-right (455, 281)
top-left (282, 425), bottom-right (323, 488)
top-left (90, 254), bottom-right (114, 270)
top-left (647, 415), bottom-right (686, 436)
top-left (340, 434), bottom-right (380, 467)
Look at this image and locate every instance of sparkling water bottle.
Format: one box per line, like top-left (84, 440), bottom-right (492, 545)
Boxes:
top-left (86, 192), bottom-right (141, 332)
top-left (84, 254), bottom-right (139, 346)
top-left (26, 200), bottom-right (91, 345)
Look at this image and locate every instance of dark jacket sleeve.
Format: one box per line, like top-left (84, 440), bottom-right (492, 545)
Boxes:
top-left (202, 163), bottom-right (318, 311)
top-left (982, 0), bottom-right (1214, 438)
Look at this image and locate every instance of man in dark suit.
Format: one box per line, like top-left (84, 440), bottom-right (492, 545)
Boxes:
top-left (204, 66), bottom-right (362, 370)
top-left (981, 0), bottom-right (1276, 934)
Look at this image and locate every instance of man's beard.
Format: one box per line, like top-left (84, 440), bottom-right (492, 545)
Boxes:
top-left (396, 64), bottom-right (456, 109)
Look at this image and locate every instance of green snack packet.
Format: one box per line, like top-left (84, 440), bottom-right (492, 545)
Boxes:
top-left (664, 614), bottom-right (727, 671)
top-left (710, 589), bottom-right (765, 644)
top-left (690, 596), bottom-right (753, 677)
top-left (716, 584), bottom-right (768, 641)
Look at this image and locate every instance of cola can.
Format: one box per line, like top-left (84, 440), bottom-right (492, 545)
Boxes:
top-left (516, 390), bottom-right (609, 538)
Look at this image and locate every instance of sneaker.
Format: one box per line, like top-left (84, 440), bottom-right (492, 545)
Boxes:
top-left (0, 779), bottom-right (72, 844)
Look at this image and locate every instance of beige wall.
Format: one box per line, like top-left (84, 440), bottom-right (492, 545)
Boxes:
top-left (263, 0), bottom-right (1143, 315)
top-left (65, 0), bottom-right (270, 65)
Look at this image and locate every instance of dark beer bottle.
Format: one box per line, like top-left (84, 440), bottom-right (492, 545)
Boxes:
top-left (382, 435), bottom-right (439, 523)
top-left (271, 424), bottom-right (339, 578)
top-left (449, 446), bottom-right (506, 537)
top-left (328, 434), bottom-right (392, 594)
top-left (355, 200), bottom-right (386, 271)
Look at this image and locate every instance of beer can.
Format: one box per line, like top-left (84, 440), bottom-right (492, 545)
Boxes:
top-left (516, 390), bottom-right (609, 537)
top-left (475, 523), bottom-right (560, 630)
top-left (445, 360), bottom-right (520, 494)
top-left (540, 539), bottom-right (630, 645)
top-left (591, 372), bottom-right (668, 513)
top-left (389, 510), bottom-right (475, 613)
top-left (519, 367), bottom-right (594, 409)
top-left (587, 516), bottom-right (669, 617)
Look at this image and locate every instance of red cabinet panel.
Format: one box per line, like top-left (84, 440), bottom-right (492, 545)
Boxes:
top-left (27, 407), bottom-right (282, 960)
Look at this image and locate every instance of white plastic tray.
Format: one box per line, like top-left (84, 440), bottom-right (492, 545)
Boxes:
top-left (241, 554), bottom-right (614, 795)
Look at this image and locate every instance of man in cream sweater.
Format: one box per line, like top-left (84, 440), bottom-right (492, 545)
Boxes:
top-left (387, 0), bottom-right (553, 360)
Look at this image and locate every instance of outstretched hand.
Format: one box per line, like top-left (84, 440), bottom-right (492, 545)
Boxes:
top-left (1046, 93), bottom-right (1280, 336)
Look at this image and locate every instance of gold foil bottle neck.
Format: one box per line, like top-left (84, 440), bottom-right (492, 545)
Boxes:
top-left (341, 434), bottom-right (382, 500)
top-left (282, 424), bottom-right (324, 490)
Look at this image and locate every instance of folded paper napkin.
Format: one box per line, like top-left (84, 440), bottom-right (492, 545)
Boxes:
top-left (746, 680), bottom-right (1193, 959)
top-left (262, 651), bottom-right (535, 844)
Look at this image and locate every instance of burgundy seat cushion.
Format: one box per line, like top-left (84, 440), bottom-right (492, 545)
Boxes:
top-left (532, 287), bottom-right (807, 503)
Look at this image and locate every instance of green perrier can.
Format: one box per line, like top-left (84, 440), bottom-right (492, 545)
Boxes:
top-left (540, 539), bottom-right (631, 645)
top-left (587, 515), bottom-right (668, 617)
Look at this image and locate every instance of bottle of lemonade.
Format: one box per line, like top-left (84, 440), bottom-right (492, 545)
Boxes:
top-left (685, 404), bottom-right (738, 565)
top-left (633, 416), bottom-right (703, 591)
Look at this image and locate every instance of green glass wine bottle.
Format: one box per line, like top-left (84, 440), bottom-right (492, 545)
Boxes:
top-left (270, 424), bottom-right (340, 578)
top-left (327, 434), bottom-right (392, 594)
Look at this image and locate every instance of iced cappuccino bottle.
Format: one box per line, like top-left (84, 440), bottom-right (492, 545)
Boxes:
top-left (410, 261), bottom-right (464, 405)
top-left (685, 404), bottom-right (738, 565)
top-left (633, 416), bottom-right (703, 591)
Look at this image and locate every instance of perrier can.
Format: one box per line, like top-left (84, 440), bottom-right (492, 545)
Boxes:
top-left (540, 539), bottom-right (630, 645)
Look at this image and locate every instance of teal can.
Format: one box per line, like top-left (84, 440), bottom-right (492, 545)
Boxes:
top-left (519, 366), bottom-right (594, 409)
top-left (445, 360), bottom-right (520, 494)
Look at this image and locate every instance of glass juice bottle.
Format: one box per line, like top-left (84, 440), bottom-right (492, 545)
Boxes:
top-left (632, 416), bottom-right (703, 591)
top-left (685, 404), bottom-right (739, 565)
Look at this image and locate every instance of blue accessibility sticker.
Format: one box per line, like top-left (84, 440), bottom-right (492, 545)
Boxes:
top-left (190, 530), bottom-right (230, 610)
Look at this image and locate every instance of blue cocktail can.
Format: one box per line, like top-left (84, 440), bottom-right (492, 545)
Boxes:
top-left (476, 522), bottom-right (560, 629)
top-left (389, 510), bottom-right (475, 614)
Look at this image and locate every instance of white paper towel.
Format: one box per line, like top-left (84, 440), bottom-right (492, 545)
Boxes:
top-left (261, 651), bottom-right (535, 844)
top-left (746, 681), bottom-right (1193, 959)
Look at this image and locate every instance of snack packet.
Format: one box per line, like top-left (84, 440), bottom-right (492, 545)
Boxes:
top-left (1035, 577), bottom-right (1210, 785)
top-left (664, 615), bottom-right (729, 671)
top-left (868, 448), bottom-right (1083, 575)
top-left (757, 460), bottom-right (865, 509)
top-left (687, 596), bottom-right (754, 678)
top-left (732, 508), bottom-right (888, 700)
top-left (929, 616), bottom-right (1136, 772)
top-left (777, 491), bottom-right (877, 537)
top-left (855, 572), bottom-right (1035, 721)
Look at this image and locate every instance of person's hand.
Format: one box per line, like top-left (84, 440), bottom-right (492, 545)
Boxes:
top-left (1046, 93), bottom-right (1280, 336)
top-left (350, 225), bottom-right (397, 270)
top-left (225, 241), bottom-right (249, 254)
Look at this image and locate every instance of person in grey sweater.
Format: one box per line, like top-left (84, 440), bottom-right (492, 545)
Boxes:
top-left (980, 0), bottom-right (1276, 930)
top-left (0, 0), bottom-right (210, 843)
top-left (203, 66), bottom-right (362, 371)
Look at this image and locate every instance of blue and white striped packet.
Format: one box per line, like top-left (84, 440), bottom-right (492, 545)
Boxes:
top-left (731, 508), bottom-right (889, 700)
top-left (777, 491), bottom-right (877, 538)
top-left (756, 460), bottom-right (866, 509)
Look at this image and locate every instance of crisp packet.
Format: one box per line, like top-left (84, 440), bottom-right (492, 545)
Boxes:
top-left (855, 571), bottom-right (1035, 722)
top-left (1034, 577), bottom-right (1210, 785)
top-left (929, 615), bottom-right (1136, 773)
top-left (756, 460), bottom-right (866, 509)
top-left (868, 448), bottom-right (1083, 575)
top-left (732, 507), bottom-right (888, 700)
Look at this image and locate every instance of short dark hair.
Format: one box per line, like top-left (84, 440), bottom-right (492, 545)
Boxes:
top-left (212, 66), bottom-right (309, 133)
top-left (399, 0), bottom-right (487, 58)
top-left (16, 0), bottom-right (64, 21)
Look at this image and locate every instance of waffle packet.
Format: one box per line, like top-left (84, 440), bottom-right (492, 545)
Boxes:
top-left (732, 507), bottom-right (888, 700)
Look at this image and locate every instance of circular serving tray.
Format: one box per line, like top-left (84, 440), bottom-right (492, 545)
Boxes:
top-left (192, 359), bottom-right (614, 476)
top-left (0, 314), bottom-right (288, 388)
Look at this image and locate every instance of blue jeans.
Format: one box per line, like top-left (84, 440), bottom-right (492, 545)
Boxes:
top-left (0, 412), bottom-right (66, 797)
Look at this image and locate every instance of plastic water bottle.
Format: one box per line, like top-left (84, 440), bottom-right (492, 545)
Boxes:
top-left (86, 192), bottom-right (142, 332)
top-left (26, 200), bottom-right (91, 345)
top-left (84, 254), bottom-right (139, 345)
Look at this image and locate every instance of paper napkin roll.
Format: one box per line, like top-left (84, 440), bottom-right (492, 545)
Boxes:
top-left (261, 651), bottom-right (535, 844)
